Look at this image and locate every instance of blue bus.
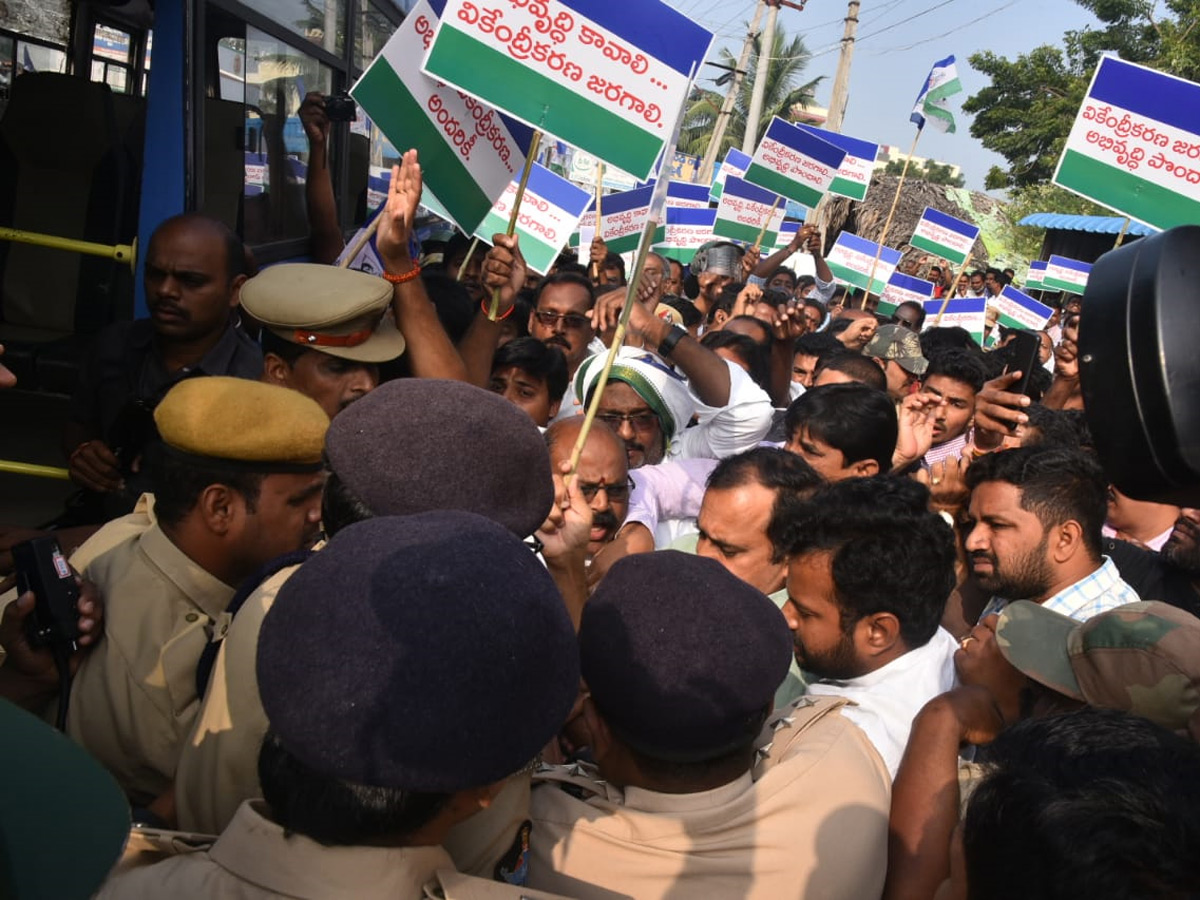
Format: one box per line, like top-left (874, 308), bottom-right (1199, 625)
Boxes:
top-left (0, 0), bottom-right (410, 394)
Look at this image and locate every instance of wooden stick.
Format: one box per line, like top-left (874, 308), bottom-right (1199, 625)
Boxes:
top-left (338, 215), bottom-right (380, 269)
top-left (590, 163), bottom-right (605, 281)
top-left (752, 195), bottom-right (784, 255)
top-left (567, 219), bottom-right (658, 477)
top-left (1113, 216), bottom-right (1131, 248)
top-left (454, 237), bottom-right (480, 282)
top-left (863, 127), bottom-right (923, 308)
top-left (488, 129), bottom-right (544, 319)
top-left (933, 252), bottom-right (973, 327)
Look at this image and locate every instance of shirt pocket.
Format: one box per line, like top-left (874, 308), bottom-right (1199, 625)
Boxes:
top-left (160, 614), bottom-right (213, 721)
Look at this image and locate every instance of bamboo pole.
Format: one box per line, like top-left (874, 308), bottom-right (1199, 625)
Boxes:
top-left (862, 127), bottom-right (923, 308)
top-left (752, 195), bottom-right (784, 255)
top-left (454, 237), bottom-right (480, 282)
top-left (1113, 216), bottom-right (1131, 248)
top-left (933, 252), bottom-right (973, 327)
top-left (488, 130), bottom-right (544, 319)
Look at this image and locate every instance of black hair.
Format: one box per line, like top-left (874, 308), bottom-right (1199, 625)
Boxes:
top-left (533, 272), bottom-right (596, 310)
top-left (707, 447), bottom-right (824, 563)
top-left (727, 314), bottom-right (772, 345)
top-left (923, 348), bottom-right (987, 394)
top-left (506, 294), bottom-right (532, 339)
top-left (990, 339), bottom-right (1052, 402)
top-left (920, 326), bottom-right (983, 359)
top-left (1023, 405), bottom-right (1084, 452)
top-left (893, 299), bottom-right (927, 331)
top-left (985, 266), bottom-right (1007, 285)
top-left (797, 276), bottom-right (818, 293)
top-left (766, 267), bottom-right (797, 289)
top-left (793, 332), bottom-right (842, 359)
top-left (963, 710), bottom-right (1200, 900)
top-left (554, 261), bottom-right (589, 278)
top-left (149, 445), bottom-right (263, 528)
top-left (603, 252), bottom-right (626, 284)
top-left (260, 327), bottom-right (309, 367)
top-left (784, 382), bottom-right (898, 473)
top-left (661, 296), bottom-right (703, 329)
top-left (771, 475), bottom-right (956, 647)
top-left (707, 282), bottom-right (746, 324)
top-left (965, 446), bottom-right (1108, 558)
top-left (258, 732), bottom-right (452, 847)
top-left (421, 271), bottom-right (475, 344)
top-left (491, 336), bottom-right (569, 403)
top-left (826, 316), bottom-right (852, 338)
top-left (813, 350), bottom-right (888, 393)
top-left (320, 470), bottom-right (375, 538)
top-left (701, 330), bottom-right (770, 393)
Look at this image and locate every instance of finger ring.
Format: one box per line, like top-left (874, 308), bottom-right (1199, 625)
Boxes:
top-left (931, 477), bottom-right (942, 486)
top-left (960, 636), bottom-right (975, 649)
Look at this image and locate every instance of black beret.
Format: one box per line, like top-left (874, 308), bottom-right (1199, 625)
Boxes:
top-left (257, 511), bottom-right (580, 792)
top-left (324, 378), bottom-right (553, 538)
top-left (581, 551), bottom-right (792, 763)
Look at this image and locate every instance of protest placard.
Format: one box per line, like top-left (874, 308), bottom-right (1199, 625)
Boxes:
top-left (1053, 56), bottom-right (1200, 230)
top-left (1044, 255), bottom-right (1092, 294)
top-left (651, 207), bottom-right (717, 262)
top-left (712, 176), bottom-right (785, 246)
top-left (423, 0), bottom-right (714, 181)
top-left (665, 181), bottom-right (711, 209)
top-left (795, 124), bottom-right (879, 201)
top-left (572, 184), bottom-right (653, 254)
top-left (710, 148), bottom-right (753, 202)
top-left (744, 117), bottom-right (846, 208)
top-left (878, 272), bottom-right (935, 317)
top-left (908, 207), bottom-right (980, 268)
top-left (773, 220), bottom-right (801, 252)
top-left (825, 232), bottom-right (902, 295)
top-left (989, 285), bottom-right (1056, 331)
top-left (474, 163), bottom-right (591, 275)
top-left (925, 296), bottom-right (987, 344)
top-left (352, 0), bottom-right (534, 234)
top-left (1025, 260), bottom-right (1049, 291)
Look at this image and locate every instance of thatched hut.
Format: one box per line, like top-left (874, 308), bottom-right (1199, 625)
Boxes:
top-left (815, 174), bottom-right (1017, 273)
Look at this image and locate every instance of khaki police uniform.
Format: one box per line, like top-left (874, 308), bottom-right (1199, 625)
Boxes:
top-left (174, 560), bottom-right (538, 879)
top-left (527, 697), bottom-right (891, 900)
top-left (65, 524), bottom-right (235, 805)
top-left (97, 801), bottom-right (574, 899)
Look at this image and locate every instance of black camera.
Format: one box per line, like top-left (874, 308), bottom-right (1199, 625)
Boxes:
top-left (13, 536), bottom-right (81, 650)
top-left (323, 91), bottom-right (357, 122)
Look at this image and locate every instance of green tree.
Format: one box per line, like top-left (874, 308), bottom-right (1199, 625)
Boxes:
top-left (884, 158), bottom-right (965, 187)
top-left (680, 25), bottom-right (823, 159)
top-left (964, 0), bottom-right (1200, 190)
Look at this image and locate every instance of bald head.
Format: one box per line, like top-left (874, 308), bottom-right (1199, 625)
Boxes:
top-left (149, 213), bottom-right (247, 284)
top-left (545, 417), bottom-right (630, 557)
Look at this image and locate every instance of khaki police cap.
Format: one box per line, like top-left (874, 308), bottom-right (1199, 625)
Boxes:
top-left (241, 263), bottom-right (406, 363)
top-left (154, 376), bottom-right (329, 472)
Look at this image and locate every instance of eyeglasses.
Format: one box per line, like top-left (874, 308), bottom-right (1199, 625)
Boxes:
top-left (533, 309), bottom-right (590, 330)
top-left (596, 411), bottom-right (660, 432)
top-left (578, 476), bottom-right (636, 503)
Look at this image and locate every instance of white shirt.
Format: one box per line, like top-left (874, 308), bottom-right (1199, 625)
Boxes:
top-left (805, 626), bottom-right (960, 778)
top-left (979, 556), bottom-right (1141, 622)
top-left (550, 337), bottom-right (609, 423)
top-left (671, 359), bottom-right (774, 462)
top-left (627, 458), bottom-right (717, 548)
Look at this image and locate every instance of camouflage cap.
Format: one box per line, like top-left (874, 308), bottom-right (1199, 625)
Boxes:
top-left (997, 600), bottom-right (1200, 742)
top-left (863, 323), bottom-right (928, 375)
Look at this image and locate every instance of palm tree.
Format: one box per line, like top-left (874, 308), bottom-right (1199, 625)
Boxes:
top-left (680, 26), bottom-right (823, 159)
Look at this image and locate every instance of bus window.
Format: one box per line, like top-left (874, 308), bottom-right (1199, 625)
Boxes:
top-left (90, 23), bottom-right (134, 95)
top-left (240, 0), bottom-right (346, 57)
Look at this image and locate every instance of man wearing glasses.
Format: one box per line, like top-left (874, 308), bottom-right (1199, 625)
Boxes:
top-left (524, 271), bottom-right (605, 424)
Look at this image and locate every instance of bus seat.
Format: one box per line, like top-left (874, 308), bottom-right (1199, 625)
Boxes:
top-left (0, 74), bottom-right (133, 391)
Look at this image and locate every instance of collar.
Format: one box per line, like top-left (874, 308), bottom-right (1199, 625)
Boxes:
top-left (137, 525), bottom-right (235, 622)
top-left (1041, 557), bottom-right (1124, 616)
top-left (814, 627), bottom-right (959, 691)
top-left (209, 802), bottom-right (453, 900)
top-left (622, 771), bottom-right (753, 813)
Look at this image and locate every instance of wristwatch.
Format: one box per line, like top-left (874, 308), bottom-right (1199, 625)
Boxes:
top-left (657, 324), bottom-right (688, 358)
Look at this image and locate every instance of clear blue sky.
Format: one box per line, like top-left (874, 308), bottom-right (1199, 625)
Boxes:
top-left (667, 0), bottom-right (1101, 192)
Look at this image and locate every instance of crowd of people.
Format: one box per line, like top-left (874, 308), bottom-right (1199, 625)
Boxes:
top-left (2, 140), bottom-right (1199, 900)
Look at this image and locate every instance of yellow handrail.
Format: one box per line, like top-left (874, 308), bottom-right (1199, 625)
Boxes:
top-left (0, 460), bottom-right (71, 480)
top-left (0, 227), bottom-right (136, 272)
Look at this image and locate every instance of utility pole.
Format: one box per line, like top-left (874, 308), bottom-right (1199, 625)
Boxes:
top-left (825, 0), bottom-right (860, 133)
top-left (697, 0), bottom-right (765, 183)
top-left (742, 0), bottom-right (782, 155)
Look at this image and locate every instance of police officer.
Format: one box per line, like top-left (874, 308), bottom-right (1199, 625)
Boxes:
top-left (61, 377), bottom-right (329, 811)
top-left (173, 379), bottom-right (584, 882)
top-left (97, 512), bottom-right (579, 899)
top-left (527, 551), bottom-right (892, 899)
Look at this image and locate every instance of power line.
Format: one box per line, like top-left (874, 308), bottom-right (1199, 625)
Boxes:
top-left (872, 0), bottom-right (1024, 55)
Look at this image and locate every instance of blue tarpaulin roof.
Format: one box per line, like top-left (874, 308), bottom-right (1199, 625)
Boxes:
top-left (1017, 213), bottom-right (1158, 236)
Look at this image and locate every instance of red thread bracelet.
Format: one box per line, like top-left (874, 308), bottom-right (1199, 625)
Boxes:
top-left (482, 299), bottom-right (515, 321)
top-left (382, 265), bottom-right (422, 284)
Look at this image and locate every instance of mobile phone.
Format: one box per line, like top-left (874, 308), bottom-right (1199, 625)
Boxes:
top-left (12, 536), bottom-right (81, 650)
top-left (1006, 329), bottom-right (1043, 399)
